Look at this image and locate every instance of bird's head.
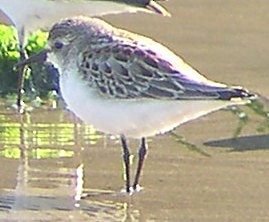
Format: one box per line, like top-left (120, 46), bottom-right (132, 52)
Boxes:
top-left (17, 17), bottom-right (114, 70)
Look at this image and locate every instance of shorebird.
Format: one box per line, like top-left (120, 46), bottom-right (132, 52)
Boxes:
top-left (20, 17), bottom-right (255, 194)
top-left (0, 0), bottom-right (169, 110)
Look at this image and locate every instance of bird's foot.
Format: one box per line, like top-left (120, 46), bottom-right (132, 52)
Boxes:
top-left (121, 184), bottom-right (143, 196)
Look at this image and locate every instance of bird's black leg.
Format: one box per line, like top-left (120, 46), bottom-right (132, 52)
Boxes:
top-left (17, 47), bottom-right (26, 112)
top-left (133, 137), bottom-right (147, 190)
top-left (120, 135), bottom-right (131, 193)
top-left (16, 28), bottom-right (27, 112)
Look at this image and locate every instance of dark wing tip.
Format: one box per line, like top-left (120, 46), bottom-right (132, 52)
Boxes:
top-left (122, 0), bottom-right (170, 16)
top-left (146, 0), bottom-right (171, 16)
top-left (218, 87), bottom-right (256, 101)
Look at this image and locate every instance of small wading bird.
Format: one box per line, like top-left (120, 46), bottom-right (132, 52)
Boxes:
top-left (21, 17), bottom-right (255, 194)
top-left (0, 0), bottom-right (169, 110)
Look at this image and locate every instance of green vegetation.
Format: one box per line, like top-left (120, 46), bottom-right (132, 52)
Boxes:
top-left (0, 25), bottom-right (58, 104)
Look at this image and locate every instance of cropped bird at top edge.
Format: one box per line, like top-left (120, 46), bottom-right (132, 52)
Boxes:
top-left (20, 16), bottom-right (256, 194)
top-left (0, 0), bottom-right (170, 110)
top-left (0, 0), bottom-right (169, 45)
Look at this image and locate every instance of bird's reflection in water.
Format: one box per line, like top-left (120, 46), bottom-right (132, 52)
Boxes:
top-left (0, 106), bottom-right (140, 221)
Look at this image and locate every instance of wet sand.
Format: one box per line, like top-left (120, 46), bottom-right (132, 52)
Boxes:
top-left (0, 0), bottom-right (269, 221)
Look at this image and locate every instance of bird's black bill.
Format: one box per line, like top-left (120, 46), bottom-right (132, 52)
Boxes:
top-left (15, 49), bottom-right (50, 69)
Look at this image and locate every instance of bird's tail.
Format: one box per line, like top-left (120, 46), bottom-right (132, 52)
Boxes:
top-left (218, 87), bottom-right (256, 101)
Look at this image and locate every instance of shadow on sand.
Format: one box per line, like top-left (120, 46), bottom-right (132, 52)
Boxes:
top-left (204, 134), bottom-right (269, 151)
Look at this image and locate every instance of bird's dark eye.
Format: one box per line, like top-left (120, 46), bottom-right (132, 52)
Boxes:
top-left (54, 41), bottom-right (64, 49)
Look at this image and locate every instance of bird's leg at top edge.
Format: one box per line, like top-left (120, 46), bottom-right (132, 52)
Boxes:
top-left (120, 135), bottom-right (131, 193)
top-left (133, 137), bottom-right (148, 191)
top-left (16, 27), bottom-right (27, 112)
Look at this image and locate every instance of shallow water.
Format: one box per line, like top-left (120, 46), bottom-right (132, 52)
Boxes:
top-left (1, 0), bottom-right (269, 221)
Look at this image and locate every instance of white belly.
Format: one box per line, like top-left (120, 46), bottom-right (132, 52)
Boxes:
top-left (60, 74), bottom-right (246, 138)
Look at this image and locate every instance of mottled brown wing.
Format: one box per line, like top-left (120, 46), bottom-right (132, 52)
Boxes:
top-left (78, 42), bottom-right (222, 100)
